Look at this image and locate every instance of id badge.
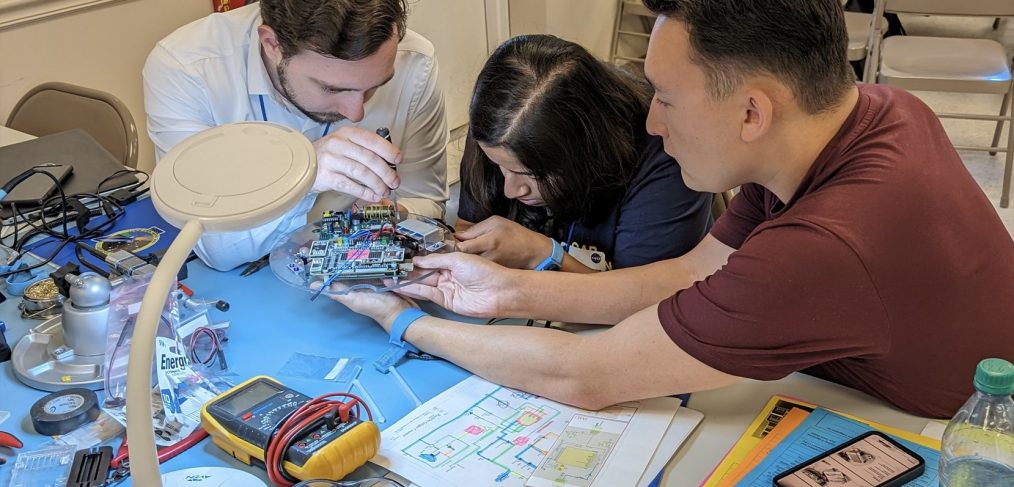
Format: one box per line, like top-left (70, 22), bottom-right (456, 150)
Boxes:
top-left (567, 246), bottom-right (608, 272)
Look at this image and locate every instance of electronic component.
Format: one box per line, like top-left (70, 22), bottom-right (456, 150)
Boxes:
top-left (201, 376), bottom-right (379, 484)
top-left (396, 219), bottom-right (447, 252)
top-left (68, 446), bottom-right (112, 487)
top-left (290, 205), bottom-right (447, 283)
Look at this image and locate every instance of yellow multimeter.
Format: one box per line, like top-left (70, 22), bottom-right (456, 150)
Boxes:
top-left (200, 376), bottom-right (380, 482)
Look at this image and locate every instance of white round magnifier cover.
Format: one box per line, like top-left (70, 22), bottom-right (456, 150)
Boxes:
top-left (151, 122), bottom-right (316, 232)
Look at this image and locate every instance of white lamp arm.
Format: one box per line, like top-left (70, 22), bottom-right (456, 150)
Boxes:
top-left (124, 219), bottom-right (204, 487)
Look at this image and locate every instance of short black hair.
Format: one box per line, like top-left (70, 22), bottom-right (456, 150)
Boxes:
top-left (260, 0), bottom-right (407, 60)
top-left (462, 35), bottom-right (652, 228)
top-left (643, 0), bottom-right (854, 114)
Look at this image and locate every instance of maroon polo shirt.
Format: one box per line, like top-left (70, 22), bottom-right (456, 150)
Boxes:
top-left (658, 84), bottom-right (1014, 418)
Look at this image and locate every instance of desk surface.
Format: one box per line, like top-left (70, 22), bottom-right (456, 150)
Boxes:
top-left (0, 126), bottom-right (937, 487)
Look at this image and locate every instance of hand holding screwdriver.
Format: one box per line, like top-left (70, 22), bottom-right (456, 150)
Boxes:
top-left (375, 127), bottom-right (400, 222)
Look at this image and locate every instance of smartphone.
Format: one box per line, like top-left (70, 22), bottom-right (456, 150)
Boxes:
top-left (2, 164), bottom-right (74, 205)
top-left (772, 431), bottom-right (925, 487)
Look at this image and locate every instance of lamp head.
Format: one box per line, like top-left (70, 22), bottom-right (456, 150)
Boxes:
top-left (151, 122), bottom-right (316, 231)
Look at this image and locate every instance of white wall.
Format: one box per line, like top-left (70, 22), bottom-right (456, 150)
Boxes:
top-left (407, 0), bottom-right (492, 130)
top-left (0, 0), bottom-right (213, 174)
top-left (508, 0), bottom-right (618, 60)
top-left (0, 0), bottom-right (497, 174)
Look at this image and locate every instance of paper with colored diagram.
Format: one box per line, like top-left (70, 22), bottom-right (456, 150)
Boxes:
top-left (373, 375), bottom-right (685, 487)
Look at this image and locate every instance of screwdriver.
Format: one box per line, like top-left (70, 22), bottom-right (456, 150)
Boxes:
top-left (376, 127), bottom-right (399, 222)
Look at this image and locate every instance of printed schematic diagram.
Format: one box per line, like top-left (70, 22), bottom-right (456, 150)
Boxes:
top-left (402, 386), bottom-right (562, 484)
top-left (392, 384), bottom-right (636, 487)
top-left (529, 413), bottom-right (632, 487)
top-left (377, 376), bottom-right (687, 487)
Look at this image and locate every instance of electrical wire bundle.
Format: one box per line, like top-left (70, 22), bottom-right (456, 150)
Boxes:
top-left (265, 393), bottom-right (373, 487)
top-left (0, 166), bottom-right (149, 279)
top-left (188, 326), bottom-right (227, 370)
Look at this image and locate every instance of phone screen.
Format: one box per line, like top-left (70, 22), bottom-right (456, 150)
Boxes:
top-left (774, 433), bottom-right (923, 487)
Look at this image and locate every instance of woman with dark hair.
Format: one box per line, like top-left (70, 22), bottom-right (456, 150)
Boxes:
top-left (456, 35), bottom-right (712, 272)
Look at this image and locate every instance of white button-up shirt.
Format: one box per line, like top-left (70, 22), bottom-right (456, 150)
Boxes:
top-left (143, 4), bottom-right (448, 271)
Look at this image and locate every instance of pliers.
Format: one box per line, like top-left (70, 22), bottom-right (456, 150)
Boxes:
top-left (0, 430), bottom-right (23, 465)
top-left (109, 427), bottom-right (208, 471)
top-left (240, 254), bottom-right (270, 277)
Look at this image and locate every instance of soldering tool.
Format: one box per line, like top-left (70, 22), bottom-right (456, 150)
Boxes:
top-left (376, 127), bottom-right (399, 222)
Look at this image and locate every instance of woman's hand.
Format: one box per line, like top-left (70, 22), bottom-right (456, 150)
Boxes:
top-left (454, 216), bottom-right (554, 269)
top-left (395, 252), bottom-right (516, 318)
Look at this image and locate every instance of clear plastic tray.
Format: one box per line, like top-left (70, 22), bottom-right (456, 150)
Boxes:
top-left (269, 211), bottom-right (455, 296)
top-left (8, 444), bottom-right (76, 487)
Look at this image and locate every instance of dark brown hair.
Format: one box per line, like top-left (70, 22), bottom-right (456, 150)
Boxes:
top-left (462, 35), bottom-right (652, 230)
top-left (643, 0), bottom-right (854, 114)
top-left (260, 0), bottom-right (407, 60)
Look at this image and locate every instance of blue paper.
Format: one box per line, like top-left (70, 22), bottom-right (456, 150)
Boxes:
top-left (737, 407), bottom-right (940, 486)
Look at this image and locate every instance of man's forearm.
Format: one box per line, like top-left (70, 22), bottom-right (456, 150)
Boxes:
top-left (405, 317), bottom-right (600, 408)
top-left (503, 257), bottom-right (697, 324)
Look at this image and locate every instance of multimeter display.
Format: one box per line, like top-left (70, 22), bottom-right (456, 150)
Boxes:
top-left (207, 378), bottom-right (316, 457)
top-left (217, 381), bottom-right (282, 416)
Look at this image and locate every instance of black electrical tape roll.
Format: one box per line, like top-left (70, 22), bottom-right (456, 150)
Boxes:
top-left (30, 388), bottom-right (101, 436)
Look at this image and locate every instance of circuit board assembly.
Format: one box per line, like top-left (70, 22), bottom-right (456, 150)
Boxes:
top-left (285, 205), bottom-right (447, 283)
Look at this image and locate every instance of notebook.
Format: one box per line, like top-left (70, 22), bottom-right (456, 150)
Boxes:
top-left (0, 129), bottom-right (140, 218)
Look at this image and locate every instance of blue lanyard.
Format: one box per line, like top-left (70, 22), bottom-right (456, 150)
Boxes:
top-left (563, 223), bottom-right (575, 251)
top-left (258, 94), bottom-right (331, 137)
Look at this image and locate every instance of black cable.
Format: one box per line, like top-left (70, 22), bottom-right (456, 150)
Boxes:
top-left (9, 201), bottom-right (19, 251)
top-left (265, 408), bottom-right (303, 485)
top-left (0, 168), bottom-right (75, 278)
top-left (1, 170), bottom-right (126, 277)
top-left (96, 168), bottom-right (149, 194)
top-left (0, 238), bottom-right (70, 278)
top-left (277, 418), bottom-right (321, 484)
top-left (74, 243), bottom-right (109, 275)
top-left (7, 167), bottom-right (71, 237)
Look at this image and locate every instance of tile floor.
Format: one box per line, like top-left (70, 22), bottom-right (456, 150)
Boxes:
top-left (443, 15), bottom-right (1014, 235)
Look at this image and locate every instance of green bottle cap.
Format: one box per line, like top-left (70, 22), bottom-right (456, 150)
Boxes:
top-left (974, 358), bottom-right (1014, 396)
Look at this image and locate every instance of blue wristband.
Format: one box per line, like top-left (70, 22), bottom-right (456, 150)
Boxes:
top-left (534, 239), bottom-right (564, 271)
top-left (375, 308), bottom-right (428, 373)
top-left (389, 308), bottom-right (428, 350)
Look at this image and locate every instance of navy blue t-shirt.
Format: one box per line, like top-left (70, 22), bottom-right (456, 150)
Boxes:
top-left (457, 136), bottom-right (713, 269)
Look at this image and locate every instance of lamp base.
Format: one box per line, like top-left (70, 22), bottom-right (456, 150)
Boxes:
top-left (162, 466), bottom-right (267, 487)
top-left (12, 317), bottom-right (104, 391)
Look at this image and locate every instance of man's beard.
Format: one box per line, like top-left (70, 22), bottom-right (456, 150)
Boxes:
top-left (277, 58), bottom-right (346, 124)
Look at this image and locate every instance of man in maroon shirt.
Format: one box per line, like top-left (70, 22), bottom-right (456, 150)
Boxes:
top-left (329, 0), bottom-right (1014, 418)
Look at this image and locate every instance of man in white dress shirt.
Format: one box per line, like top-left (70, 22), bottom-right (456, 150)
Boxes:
top-left (143, 0), bottom-right (448, 271)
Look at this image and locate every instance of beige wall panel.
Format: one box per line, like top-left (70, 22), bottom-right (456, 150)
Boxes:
top-left (0, 0), bottom-right (212, 174)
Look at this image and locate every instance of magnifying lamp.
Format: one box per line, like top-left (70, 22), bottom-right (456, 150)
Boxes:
top-left (126, 122), bottom-right (316, 486)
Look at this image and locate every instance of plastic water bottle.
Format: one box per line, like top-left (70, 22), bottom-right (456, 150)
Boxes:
top-left (939, 358), bottom-right (1014, 487)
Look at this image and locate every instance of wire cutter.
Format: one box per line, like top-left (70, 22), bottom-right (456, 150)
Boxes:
top-left (108, 428), bottom-right (208, 481)
top-left (0, 430), bottom-right (23, 465)
top-left (240, 254), bottom-right (270, 277)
